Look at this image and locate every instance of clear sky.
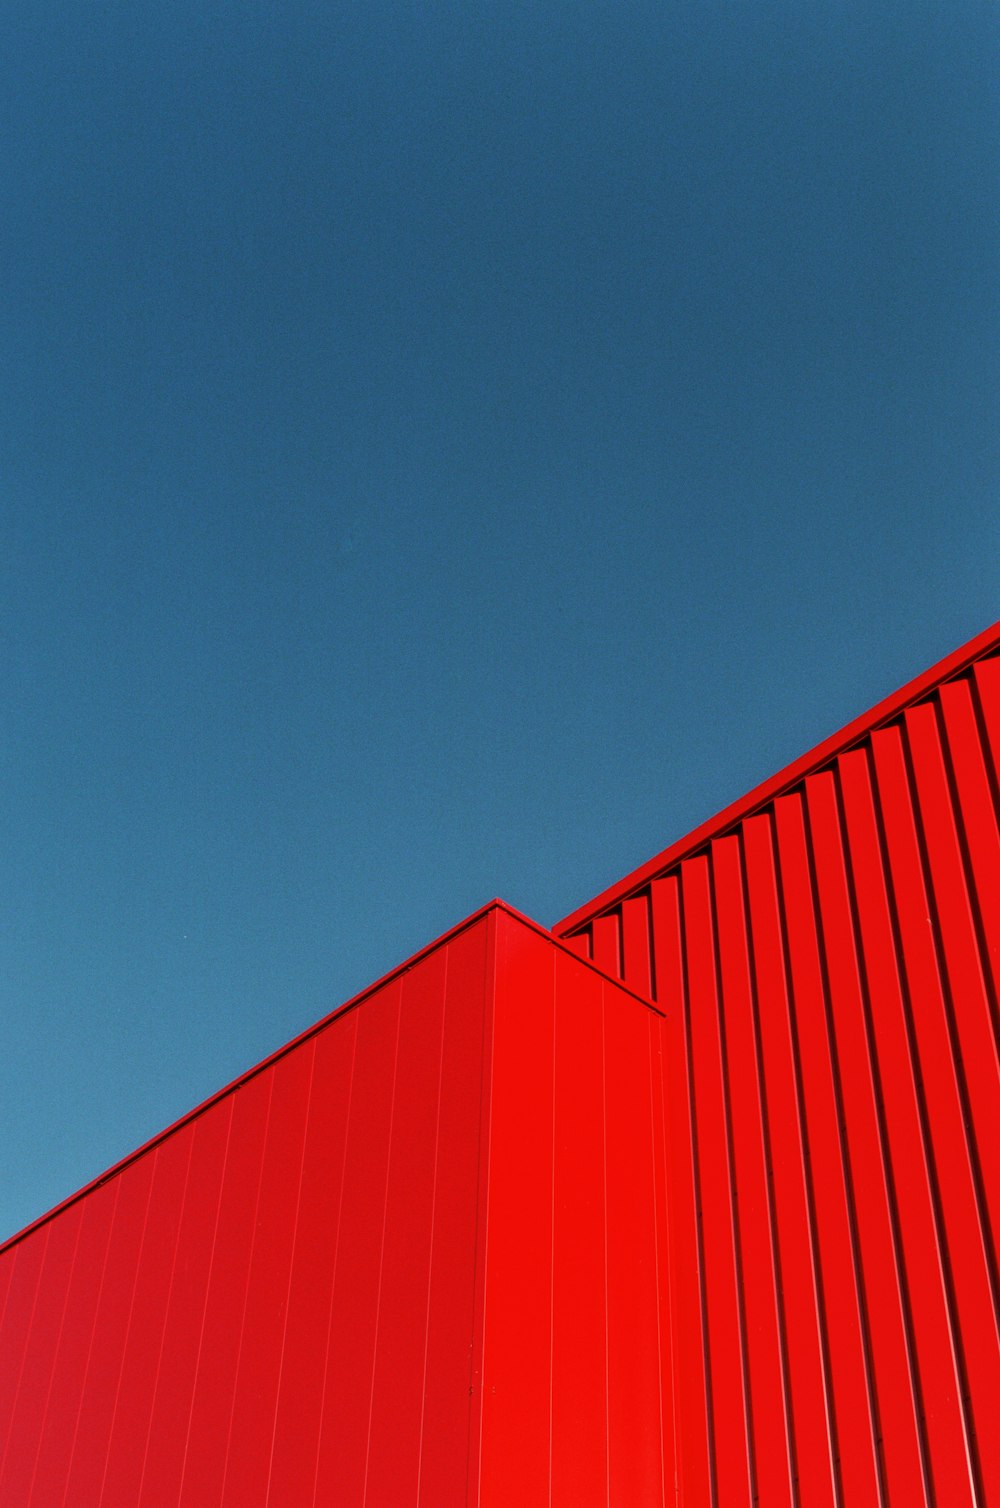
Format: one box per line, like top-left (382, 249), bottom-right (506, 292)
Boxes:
top-left (3, 0), bottom-right (998, 1238)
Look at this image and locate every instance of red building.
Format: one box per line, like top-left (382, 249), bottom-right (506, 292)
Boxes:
top-left (1, 623), bottom-right (998, 1505)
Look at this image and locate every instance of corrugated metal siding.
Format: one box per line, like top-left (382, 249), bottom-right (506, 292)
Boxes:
top-left (0, 910), bottom-right (493, 1507)
top-left (478, 907), bottom-right (667, 1508)
top-left (558, 648), bottom-right (1000, 1506)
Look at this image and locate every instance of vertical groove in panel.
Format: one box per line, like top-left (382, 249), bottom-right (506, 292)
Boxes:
top-left (684, 854), bottom-right (755, 1507)
top-left (839, 746), bottom-right (975, 1505)
top-left (563, 929), bottom-right (591, 960)
top-left (0, 1208), bottom-right (80, 1503)
top-left (650, 875), bottom-right (714, 1507)
top-left (0, 1251), bottom-right (16, 1336)
top-left (142, 1095), bottom-right (234, 1508)
top-left (904, 704), bottom-right (1000, 1268)
top-left (773, 791), bottom-right (883, 1508)
top-left (100, 1127), bottom-right (197, 1507)
top-left (806, 770), bottom-right (929, 1505)
top-left (412, 949), bottom-right (450, 1507)
top-left (711, 834), bottom-right (795, 1508)
top-left (134, 1124), bottom-right (199, 1502)
top-left (267, 1013), bottom-right (357, 1507)
top-left (312, 979), bottom-right (404, 1506)
top-left (605, 981), bottom-right (665, 1503)
top-left (592, 911), bottom-right (622, 979)
top-left (0, 1226), bottom-right (50, 1475)
top-left (904, 705), bottom-right (1000, 1236)
top-left (970, 657), bottom-right (1000, 848)
top-left (742, 813), bottom-right (840, 1508)
top-left (423, 917), bottom-right (491, 1508)
top-left (364, 949), bottom-right (450, 1507)
top-left (21, 1203), bottom-right (85, 1506)
top-left (939, 679), bottom-right (1000, 1017)
top-left (647, 1012), bottom-right (672, 1506)
top-left (621, 892), bottom-right (654, 998)
top-left (260, 1044), bottom-right (316, 1501)
top-left (221, 1040), bottom-right (315, 1507)
top-left (180, 1066), bottom-right (274, 1505)
top-left (29, 1181), bottom-right (117, 1505)
top-left (360, 987), bottom-right (404, 1508)
top-left (217, 1068), bottom-right (277, 1503)
top-left (876, 722), bottom-right (1000, 1504)
top-left (932, 687), bottom-right (1000, 1042)
top-left (56, 1177), bottom-right (121, 1508)
top-left (62, 1155), bottom-right (155, 1504)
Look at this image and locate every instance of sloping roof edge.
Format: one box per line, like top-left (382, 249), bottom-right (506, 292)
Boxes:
top-left (556, 616), bottom-right (1000, 936)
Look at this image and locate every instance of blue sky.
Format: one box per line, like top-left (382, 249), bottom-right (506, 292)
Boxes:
top-left (3, 0), bottom-right (998, 1237)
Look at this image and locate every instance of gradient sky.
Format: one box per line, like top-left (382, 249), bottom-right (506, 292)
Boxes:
top-left (3, 0), bottom-right (998, 1238)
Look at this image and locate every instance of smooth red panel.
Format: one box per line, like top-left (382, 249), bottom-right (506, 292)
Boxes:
top-left (479, 916), bottom-right (555, 1507)
top-left (604, 981), bottom-right (664, 1504)
top-left (480, 911), bottom-right (665, 1508)
top-left (550, 953), bottom-right (608, 1505)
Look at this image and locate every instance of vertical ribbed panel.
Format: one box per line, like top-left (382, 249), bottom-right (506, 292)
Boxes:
top-left (559, 655), bottom-right (1000, 1505)
top-left (477, 908), bottom-right (665, 1508)
top-left (0, 911), bottom-right (493, 1507)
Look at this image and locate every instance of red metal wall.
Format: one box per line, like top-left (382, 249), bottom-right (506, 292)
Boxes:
top-left (4, 626), bottom-right (998, 1506)
top-left (558, 630), bottom-right (1000, 1506)
top-left (479, 907), bottom-right (666, 1508)
top-left (0, 908), bottom-right (493, 1507)
top-left (0, 902), bottom-right (666, 1507)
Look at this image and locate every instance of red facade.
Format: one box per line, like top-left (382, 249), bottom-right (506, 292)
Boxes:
top-left (2, 625), bottom-right (999, 1505)
top-left (558, 623), bottom-right (1000, 1506)
top-left (0, 905), bottom-right (663, 1506)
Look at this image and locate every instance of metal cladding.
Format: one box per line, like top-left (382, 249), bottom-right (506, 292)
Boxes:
top-left (2, 626), bottom-right (999, 1505)
top-left (558, 625), bottom-right (1000, 1507)
top-left (0, 903), bottom-right (664, 1507)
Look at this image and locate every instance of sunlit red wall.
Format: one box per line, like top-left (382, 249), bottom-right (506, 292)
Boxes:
top-left (559, 626), bottom-right (1000, 1507)
top-left (2, 624), bottom-right (999, 1507)
top-left (0, 904), bottom-right (665, 1507)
